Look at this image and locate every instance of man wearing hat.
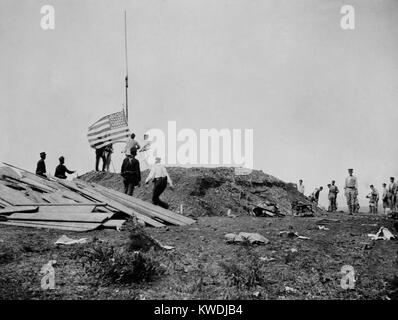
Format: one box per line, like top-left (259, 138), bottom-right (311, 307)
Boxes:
top-left (388, 177), bottom-right (397, 211)
top-left (120, 148), bottom-right (141, 196)
top-left (145, 156), bottom-right (173, 209)
top-left (36, 152), bottom-right (47, 177)
top-left (344, 168), bottom-right (358, 215)
top-left (54, 156), bottom-right (75, 179)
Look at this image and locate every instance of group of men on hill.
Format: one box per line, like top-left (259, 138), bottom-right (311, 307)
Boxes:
top-left (34, 133), bottom-right (173, 210)
top-left (99, 133), bottom-right (174, 209)
top-left (94, 133), bottom-right (152, 172)
top-left (36, 140), bottom-right (396, 215)
top-left (35, 152), bottom-right (76, 179)
top-left (297, 168), bottom-right (398, 215)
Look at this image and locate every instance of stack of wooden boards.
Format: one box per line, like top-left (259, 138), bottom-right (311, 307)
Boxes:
top-left (0, 164), bottom-right (195, 232)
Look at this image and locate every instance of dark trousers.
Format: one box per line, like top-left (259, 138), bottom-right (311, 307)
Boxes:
top-left (123, 180), bottom-right (135, 196)
top-left (95, 152), bottom-right (106, 171)
top-left (329, 196), bottom-right (337, 212)
top-left (152, 177), bottom-right (169, 209)
top-left (104, 152), bottom-right (112, 171)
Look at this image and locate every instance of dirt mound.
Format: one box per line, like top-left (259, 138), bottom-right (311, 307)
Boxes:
top-left (78, 167), bottom-right (320, 217)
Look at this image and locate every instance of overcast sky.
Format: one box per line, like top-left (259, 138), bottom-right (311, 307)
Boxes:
top-left (1, 0), bottom-right (397, 207)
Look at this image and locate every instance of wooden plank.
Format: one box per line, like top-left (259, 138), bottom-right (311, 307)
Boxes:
top-left (77, 181), bottom-right (185, 225)
top-left (42, 192), bottom-right (77, 204)
top-left (95, 188), bottom-right (185, 226)
top-left (92, 184), bottom-right (195, 225)
top-left (10, 220), bottom-right (101, 229)
top-left (0, 206), bottom-right (39, 215)
top-left (58, 181), bottom-right (165, 227)
top-left (126, 196), bottom-right (195, 224)
top-left (102, 219), bottom-right (126, 229)
top-left (21, 177), bottom-right (57, 191)
top-left (57, 180), bottom-right (107, 203)
top-left (3, 181), bottom-right (26, 190)
top-left (8, 211), bottom-right (112, 223)
top-left (134, 200), bottom-right (195, 224)
top-left (94, 206), bottom-right (116, 213)
top-left (1, 163), bottom-right (62, 190)
top-left (0, 166), bottom-right (22, 180)
top-left (5, 176), bottom-right (58, 193)
top-left (0, 200), bottom-right (9, 208)
top-left (84, 189), bottom-right (165, 227)
top-left (90, 182), bottom-right (195, 224)
top-left (0, 182), bottom-right (34, 205)
top-left (56, 179), bottom-right (83, 191)
top-left (57, 190), bottom-right (95, 204)
top-left (24, 187), bottom-right (46, 203)
top-left (13, 202), bottom-right (106, 207)
top-left (0, 221), bottom-right (100, 231)
top-left (38, 205), bottom-right (96, 213)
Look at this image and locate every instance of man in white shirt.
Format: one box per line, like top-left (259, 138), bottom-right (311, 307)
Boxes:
top-left (145, 157), bottom-right (173, 209)
top-left (122, 133), bottom-right (141, 156)
top-left (297, 179), bottom-right (305, 195)
top-left (344, 168), bottom-right (358, 215)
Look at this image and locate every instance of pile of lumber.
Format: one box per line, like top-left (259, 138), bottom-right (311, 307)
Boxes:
top-left (0, 163), bottom-right (195, 232)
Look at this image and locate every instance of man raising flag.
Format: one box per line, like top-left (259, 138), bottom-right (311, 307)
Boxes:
top-left (87, 110), bottom-right (131, 170)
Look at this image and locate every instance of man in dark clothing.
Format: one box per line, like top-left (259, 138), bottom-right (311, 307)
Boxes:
top-left (55, 156), bottom-right (75, 179)
top-left (95, 146), bottom-right (107, 171)
top-left (152, 177), bottom-right (169, 208)
top-left (36, 152), bottom-right (47, 177)
top-left (314, 187), bottom-right (323, 204)
top-left (121, 148), bottom-right (141, 196)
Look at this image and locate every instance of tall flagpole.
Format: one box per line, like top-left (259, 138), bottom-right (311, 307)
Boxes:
top-left (124, 10), bottom-right (129, 121)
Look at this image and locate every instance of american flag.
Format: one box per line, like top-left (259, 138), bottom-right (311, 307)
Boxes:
top-left (87, 111), bottom-right (130, 149)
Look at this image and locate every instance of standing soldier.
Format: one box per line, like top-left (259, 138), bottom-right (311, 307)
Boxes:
top-left (344, 168), bottom-right (358, 215)
top-left (36, 152), bottom-right (47, 177)
top-left (382, 183), bottom-right (389, 214)
top-left (327, 184), bottom-right (332, 211)
top-left (145, 157), bottom-right (173, 209)
top-left (388, 177), bottom-right (397, 211)
top-left (328, 180), bottom-right (339, 212)
top-left (297, 179), bottom-right (305, 195)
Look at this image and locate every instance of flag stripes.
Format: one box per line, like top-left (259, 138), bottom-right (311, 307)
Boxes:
top-left (87, 111), bottom-right (130, 149)
top-left (88, 129), bottom-right (130, 144)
